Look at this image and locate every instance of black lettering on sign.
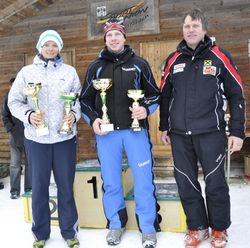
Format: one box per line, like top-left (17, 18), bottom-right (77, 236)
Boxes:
top-left (87, 176), bottom-right (98, 199)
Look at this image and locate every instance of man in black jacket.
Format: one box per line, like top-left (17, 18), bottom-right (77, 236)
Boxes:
top-left (2, 78), bottom-right (31, 199)
top-left (160, 8), bottom-right (245, 248)
top-left (80, 18), bottom-right (160, 248)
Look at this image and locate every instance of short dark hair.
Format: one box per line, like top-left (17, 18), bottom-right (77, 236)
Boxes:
top-left (9, 78), bottom-right (15, 84)
top-left (182, 8), bottom-right (208, 31)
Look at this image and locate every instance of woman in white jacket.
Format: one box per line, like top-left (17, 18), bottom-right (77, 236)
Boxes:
top-left (8, 30), bottom-right (81, 248)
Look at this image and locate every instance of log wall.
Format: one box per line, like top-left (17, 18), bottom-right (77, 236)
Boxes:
top-left (0, 0), bottom-right (249, 163)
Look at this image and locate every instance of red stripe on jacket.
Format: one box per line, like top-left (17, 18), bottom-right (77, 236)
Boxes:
top-left (160, 51), bottom-right (182, 91)
top-left (211, 46), bottom-right (243, 89)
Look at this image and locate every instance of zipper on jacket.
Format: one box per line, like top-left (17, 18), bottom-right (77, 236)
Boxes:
top-left (214, 93), bottom-right (220, 130)
top-left (184, 58), bottom-right (196, 134)
top-left (168, 97), bottom-right (174, 131)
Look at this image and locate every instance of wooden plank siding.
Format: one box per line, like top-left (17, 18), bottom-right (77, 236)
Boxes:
top-left (0, 0), bottom-right (250, 163)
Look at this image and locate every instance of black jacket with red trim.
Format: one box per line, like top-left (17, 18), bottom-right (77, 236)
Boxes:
top-left (160, 35), bottom-right (245, 139)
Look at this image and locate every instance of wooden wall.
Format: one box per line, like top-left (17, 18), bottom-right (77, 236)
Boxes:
top-left (0, 0), bottom-right (249, 163)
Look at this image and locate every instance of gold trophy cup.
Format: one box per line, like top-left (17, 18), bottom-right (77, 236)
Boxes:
top-left (127, 89), bottom-right (145, 131)
top-left (58, 92), bottom-right (78, 135)
top-left (23, 82), bottom-right (49, 137)
top-left (93, 78), bottom-right (114, 132)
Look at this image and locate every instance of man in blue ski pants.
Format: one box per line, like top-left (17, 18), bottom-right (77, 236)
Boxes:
top-left (80, 18), bottom-right (161, 248)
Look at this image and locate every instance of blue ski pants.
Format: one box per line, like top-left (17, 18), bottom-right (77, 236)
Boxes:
top-left (96, 129), bottom-right (160, 234)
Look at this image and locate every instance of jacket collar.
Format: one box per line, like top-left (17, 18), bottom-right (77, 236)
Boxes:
top-left (99, 45), bottom-right (134, 63)
top-left (33, 54), bottom-right (63, 68)
top-left (177, 35), bottom-right (214, 58)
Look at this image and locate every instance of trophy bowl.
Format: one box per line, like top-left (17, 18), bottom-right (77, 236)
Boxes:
top-left (61, 92), bottom-right (78, 101)
top-left (127, 89), bottom-right (145, 101)
top-left (93, 78), bottom-right (112, 91)
top-left (127, 89), bottom-right (145, 131)
top-left (92, 78), bottom-right (114, 132)
top-left (23, 82), bottom-right (42, 97)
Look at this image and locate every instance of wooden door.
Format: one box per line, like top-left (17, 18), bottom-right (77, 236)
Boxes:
top-left (140, 40), bottom-right (178, 157)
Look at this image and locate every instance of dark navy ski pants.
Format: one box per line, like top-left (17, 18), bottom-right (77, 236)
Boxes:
top-left (24, 137), bottom-right (78, 241)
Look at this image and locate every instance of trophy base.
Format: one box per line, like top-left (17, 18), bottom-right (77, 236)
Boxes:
top-left (131, 126), bottom-right (142, 132)
top-left (101, 123), bottom-right (114, 132)
top-left (36, 127), bottom-right (49, 137)
top-left (58, 129), bottom-right (73, 135)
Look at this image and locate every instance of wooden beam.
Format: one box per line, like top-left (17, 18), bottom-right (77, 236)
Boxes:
top-left (0, 0), bottom-right (39, 23)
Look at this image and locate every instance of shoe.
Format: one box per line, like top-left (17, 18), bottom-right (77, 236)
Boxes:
top-left (106, 228), bottom-right (125, 245)
top-left (33, 240), bottom-right (46, 248)
top-left (211, 230), bottom-right (228, 248)
top-left (66, 238), bottom-right (80, 248)
top-left (142, 233), bottom-right (157, 248)
top-left (10, 193), bottom-right (20, 199)
top-left (25, 188), bottom-right (32, 193)
top-left (184, 229), bottom-right (209, 248)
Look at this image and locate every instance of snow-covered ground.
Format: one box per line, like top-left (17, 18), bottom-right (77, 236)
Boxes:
top-left (0, 175), bottom-right (249, 248)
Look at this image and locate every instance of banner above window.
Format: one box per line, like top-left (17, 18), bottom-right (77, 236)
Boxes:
top-left (87, 0), bottom-right (160, 40)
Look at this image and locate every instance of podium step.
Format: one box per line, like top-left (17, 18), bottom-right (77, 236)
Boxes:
top-left (74, 160), bottom-right (133, 228)
top-left (23, 159), bottom-right (133, 229)
top-left (22, 183), bottom-right (59, 226)
top-left (125, 183), bottom-right (186, 232)
top-left (22, 159), bottom-right (186, 233)
top-left (154, 156), bottom-right (174, 177)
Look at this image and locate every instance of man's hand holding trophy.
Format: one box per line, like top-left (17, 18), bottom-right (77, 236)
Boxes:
top-left (23, 82), bottom-right (49, 137)
top-left (91, 78), bottom-right (146, 134)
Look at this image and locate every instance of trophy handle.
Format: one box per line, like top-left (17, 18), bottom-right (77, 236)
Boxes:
top-left (132, 100), bottom-right (140, 109)
top-left (64, 100), bottom-right (72, 115)
top-left (32, 96), bottom-right (40, 112)
top-left (100, 90), bottom-right (110, 124)
top-left (100, 90), bottom-right (107, 106)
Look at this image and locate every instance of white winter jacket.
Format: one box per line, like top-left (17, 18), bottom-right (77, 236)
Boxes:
top-left (8, 55), bottom-right (82, 144)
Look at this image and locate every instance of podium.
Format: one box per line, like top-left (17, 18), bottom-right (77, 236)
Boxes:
top-left (22, 159), bottom-right (186, 232)
top-left (22, 160), bottom-right (133, 228)
top-left (125, 183), bottom-right (186, 232)
top-left (22, 183), bottom-right (59, 225)
top-left (74, 160), bottom-right (133, 228)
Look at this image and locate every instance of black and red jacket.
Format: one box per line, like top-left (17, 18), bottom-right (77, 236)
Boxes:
top-left (160, 35), bottom-right (245, 139)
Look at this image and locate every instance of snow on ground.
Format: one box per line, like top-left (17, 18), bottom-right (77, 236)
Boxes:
top-left (0, 175), bottom-right (249, 248)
